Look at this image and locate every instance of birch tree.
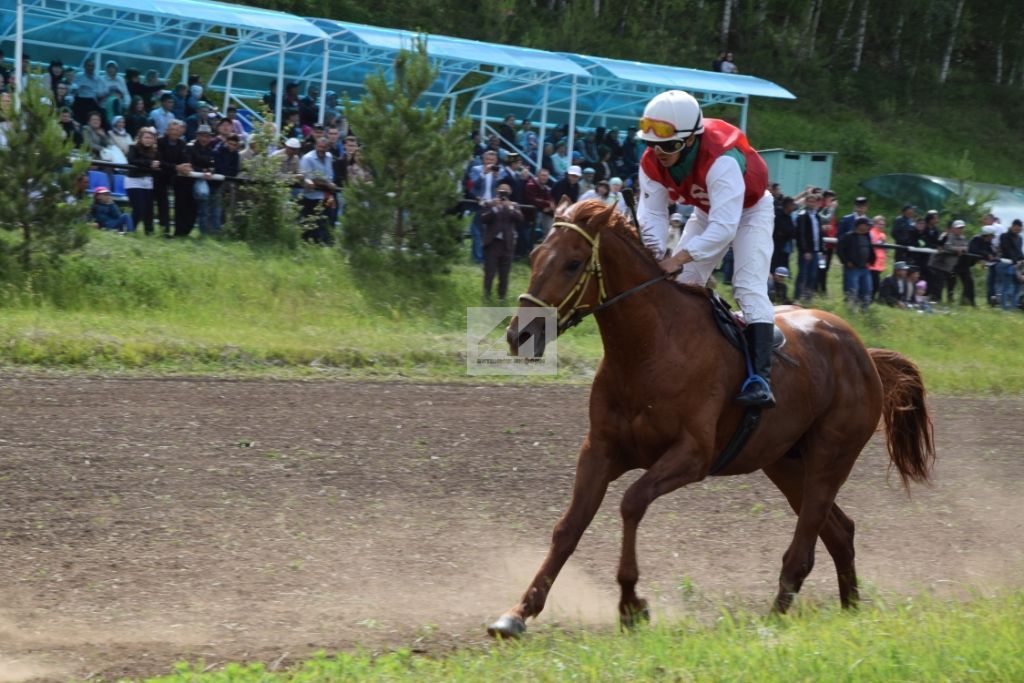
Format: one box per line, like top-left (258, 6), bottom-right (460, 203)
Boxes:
top-left (851, 0), bottom-right (869, 72)
top-left (938, 0), bottom-right (966, 84)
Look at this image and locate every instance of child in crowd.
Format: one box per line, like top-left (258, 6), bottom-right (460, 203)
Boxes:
top-left (89, 187), bottom-right (134, 233)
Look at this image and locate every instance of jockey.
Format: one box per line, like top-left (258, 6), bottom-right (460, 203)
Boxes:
top-left (636, 90), bottom-right (777, 408)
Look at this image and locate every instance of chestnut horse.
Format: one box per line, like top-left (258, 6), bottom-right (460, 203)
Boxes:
top-left (487, 200), bottom-right (935, 639)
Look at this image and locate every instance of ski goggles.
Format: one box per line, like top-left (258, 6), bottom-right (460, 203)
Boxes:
top-left (644, 138), bottom-right (687, 153)
top-left (638, 116), bottom-right (684, 139)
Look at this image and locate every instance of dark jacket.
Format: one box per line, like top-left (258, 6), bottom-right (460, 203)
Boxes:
top-left (879, 274), bottom-right (911, 306)
top-left (795, 209), bottom-right (824, 254)
top-left (90, 201), bottom-right (125, 229)
top-left (551, 178), bottom-right (580, 206)
top-left (480, 201), bottom-right (523, 255)
top-left (968, 235), bottom-right (997, 263)
top-left (156, 135), bottom-right (190, 182)
top-left (125, 143), bottom-right (157, 179)
top-left (892, 215), bottom-right (916, 246)
top-left (187, 140), bottom-right (216, 173)
top-left (773, 207), bottom-right (797, 255)
top-left (836, 231), bottom-right (877, 269)
top-left (525, 177), bottom-right (555, 216)
top-left (998, 230), bottom-right (1024, 263)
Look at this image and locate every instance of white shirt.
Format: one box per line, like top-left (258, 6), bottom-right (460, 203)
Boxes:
top-left (638, 155), bottom-right (745, 261)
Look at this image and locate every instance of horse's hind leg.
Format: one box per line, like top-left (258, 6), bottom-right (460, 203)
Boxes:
top-left (487, 438), bottom-right (618, 639)
top-left (762, 445), bottom-right (858, 614)
top-left (616, 444), bottom-right (704, 628)
top-left (763, 458), bottom-right (859, 609)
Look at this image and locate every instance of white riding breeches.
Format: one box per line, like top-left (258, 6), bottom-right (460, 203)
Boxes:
top-left (671, 192), bottom-right (775, 324)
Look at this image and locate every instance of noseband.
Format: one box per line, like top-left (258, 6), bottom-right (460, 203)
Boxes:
top-left (517, 220), bottom-right (684, 333)
top-left (518, 221), bottom-right (608, 332)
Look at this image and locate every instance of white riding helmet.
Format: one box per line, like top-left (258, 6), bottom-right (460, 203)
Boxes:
top-left (636, 90), bottom-right (704, 142)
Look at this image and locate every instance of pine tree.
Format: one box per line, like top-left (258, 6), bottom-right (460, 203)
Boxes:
top-left (0, 78), bottom-right (91, 281)
top-left (341, 39), bottom-right (472, 272)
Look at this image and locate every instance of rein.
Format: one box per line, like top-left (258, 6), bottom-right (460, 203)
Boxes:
top-left (518, 221), bottom-right (683, 332)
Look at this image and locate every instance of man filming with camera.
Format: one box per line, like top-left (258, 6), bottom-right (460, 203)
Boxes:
top-left (468, 150), bottom-right (515, 263)
top-left (480, 182), bottom-right (522, 301)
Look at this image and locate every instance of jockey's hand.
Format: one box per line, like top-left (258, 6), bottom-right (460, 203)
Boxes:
top-left (658, 250), bottom-right (693, 275)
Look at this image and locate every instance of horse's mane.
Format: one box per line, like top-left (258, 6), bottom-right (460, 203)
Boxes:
top-left (562, 200), bottom-right (710, 300)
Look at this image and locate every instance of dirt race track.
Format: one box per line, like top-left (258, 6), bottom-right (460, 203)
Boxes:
top-left (0, 376), bottom-right (1022, 682)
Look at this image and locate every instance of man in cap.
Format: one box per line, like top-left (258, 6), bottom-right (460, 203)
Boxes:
top-left (969, 225), bottom-right (999, 306)
top-left (838, 196), bottom-right (869, 239)
top-left (836, 216), bottom-right (876, 309)
top-left (271, 136), bottom-right (303, 181)
top-left (879, 261), bottom-right (912, 308)
top-left (579, 167), bottom-right (596, 194)
top-left (636, 89), bottom-right (776, 407)
top-left (186, 124), bottom-right (217, 235)
top-left (551, 164), bottom-right (582, 210)
top-left (928, 219), bottom-right (968, 304)
top-left (997, 219), bottom-right (1024, 310)
top-left (768, 266), bottom-right (792, 305)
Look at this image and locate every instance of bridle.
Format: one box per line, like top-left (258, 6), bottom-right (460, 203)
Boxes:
top-left (517, 220), bottom-right (683, 333)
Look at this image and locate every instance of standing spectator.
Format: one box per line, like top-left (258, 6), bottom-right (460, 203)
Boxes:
top-left (892, 204), bottom-right (916, 262)
top-left (606, 177), bottom-right (628, 217)
top-left (551, 165), bottom-right (582, 209)
top-left (578, 167), bottom-right (596, 194)
top-left (150, 93), bottom-right (176, 136)
top-left (211, 134), bottom-right (241, 233)
top-left (108, 115), bottom-right (132, 156)
top-left (54, 81), bottom-right (74, 109)
top-left (73, 59), bottom-right (105, 125)
top-left (837, 196), bottom-right (869, 238)
top-left (155, 120), bottom-right (192, 237)
top-left (124, 97), bottom-right (152, 137)
top-left (908, 216), bottom-right (938, 284)
top-left (345, 147), bottom-right (371, 185)
top-left (187, 124), bottom-right (217, 236)
top-left (170, 83), bottom-right (191, 119)
top-left (125, 68), bottom-right (164, 109)
top-left (90, 187), bottom-right (134, 232)
top-left (771, 196), bottom-right (797, 272)
top-left (480, 182), bottom-right (522, 300)
top-left (795, 193), bottom-right (824, 301)
top-left (818, 191), bottom-right (839, 294)
top-left (997, 219), bottom-right (1024, 310)
top-left (224, 106), bottom-right (248, 141)
top-left (968, 226), bottom-right (999, 306)
top-left (836, 216), bottom-right (876, 309)
top-left (720, 52), bottom-right (738, 73)
top-left (868, 215), bottom-right (888, 299)
top-left (298, 136), bottom-right (337, 244)
top-left (272, 137), bottom-right (303, 178)
top-left (125, 127), bottom-right (159, 235)
top-left (879, 261), bottom-right (912, 308)
top-left (498, 114), bottom-right (517, 150)
top-left (298, 84), bottom-right (320, 128)
top-left (468, 150), bottom-right (510, 263)
top-left (184, 102), bottom-right (212, 140)
top-left (929, 219), bottom-right (969, 304)
top-left (712, 51), bottom-right (726, 72)
top-left (525, 167), bottom-right (555, 248)
top-left (100, 60), bottom-right (130, 119)
top-left (579, 179), bottom-right (610, 204)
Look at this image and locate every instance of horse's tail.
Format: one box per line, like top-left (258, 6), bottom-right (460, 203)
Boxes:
top-left (868, 348), bottom-right (936, 491)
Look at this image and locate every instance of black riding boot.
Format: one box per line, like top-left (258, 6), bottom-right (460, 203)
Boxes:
top-left (735, 322), bottom-right (776, 408)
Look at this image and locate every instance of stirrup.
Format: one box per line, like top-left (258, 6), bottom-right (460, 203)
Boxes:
top-left (739, 374), bottom-right (771, 394)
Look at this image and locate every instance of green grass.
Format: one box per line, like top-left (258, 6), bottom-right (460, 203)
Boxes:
top-left (1, 231), bottom-right (1022, 392)
top-left (149, 593), bottom-right (1024, 682)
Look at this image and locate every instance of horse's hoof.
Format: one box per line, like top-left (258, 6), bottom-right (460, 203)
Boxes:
top-left (619, 600), bottom-right (650, 630)
top-left (487, 615), bottom-right (526, 640)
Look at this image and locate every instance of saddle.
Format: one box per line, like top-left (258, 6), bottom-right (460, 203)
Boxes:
top-left (708, 293), bottom-right (787, 352)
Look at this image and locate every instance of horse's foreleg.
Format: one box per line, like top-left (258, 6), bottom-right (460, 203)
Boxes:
top-left (487, 437), bottom-right (617, 639)
top-left (617, 443), bottom-right (704, 629)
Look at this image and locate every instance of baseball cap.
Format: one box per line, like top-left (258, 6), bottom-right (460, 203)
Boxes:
top-left (773, 266), bottom-right (790, 278)
top-left (583, 167), bottom-right (595, 174)
top-left (284, 138), bottom-right (301, 149)
top-left (902, 203), bottom-right (916, 211)
top-left (670, 213), bottom-right (684, 223)
top-left (854, 196), bottom-right (868, 204)
top-left (894, 261), bottom-right (909, 271)
top-left (855, 216), bottom-right (871, 226)
top-left (196, 124), bottom-right (212, 134)
top-left (981, 225), bottom-right (998, 235)
top-left (609, 177), bottom-right (623, 187)
top-left (950, 219), bottom-right (966, 228)
top-left (567, 165), bottom-right (582, 177)
top-left (93, 186), bottom-right (110, 195)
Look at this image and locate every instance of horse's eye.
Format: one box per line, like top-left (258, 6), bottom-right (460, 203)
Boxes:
top-left (565, 259), bottom-right (583, 273)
